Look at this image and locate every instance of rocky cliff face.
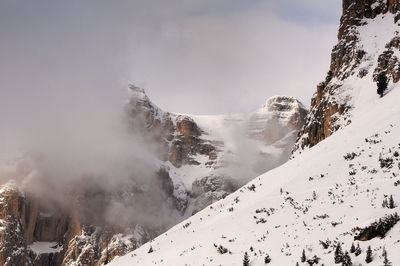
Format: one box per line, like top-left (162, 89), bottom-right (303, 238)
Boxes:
top-left (0, 67), bottom-right (307, 266)
top-left (125, 85), bottom-right (217, 169)
top-left (0, 176), bottom-right (166, 266)
top-left (125, 87), bottom-right (307, 215)
top-left (0, 89), bottom-right (307, 266)
top-left (293, 0), bottom-right (400, 155)
top-left (0, 180), bottom-right (68, 266)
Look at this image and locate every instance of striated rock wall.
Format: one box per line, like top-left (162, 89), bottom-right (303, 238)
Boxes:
top-left (126, 85), bottom-right (218, 168)
top-left (0, 177), bottom-right (164, 266)
top-left (0, 182), bottom-right (29, 265)
top-left (0, 181), bottom-right (67, 265)
top-left (126, 88), bottom-right (308, 216)
top-left (294, 0), bottom-right (400, 154)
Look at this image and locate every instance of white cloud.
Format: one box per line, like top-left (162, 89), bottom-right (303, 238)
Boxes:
top-left (0, 0), bottom-right (341, 118)
top-left (127, 3), bottom-right (340, 114)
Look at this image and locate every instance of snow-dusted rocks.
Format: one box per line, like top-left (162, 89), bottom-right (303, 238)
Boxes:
top-left (125, 87), bottom-right (307, 216)
top-left (0, 86), bottom-right (305, 265)
top-left (294, 0), bottom-right (400, 155)
top-left (0, 180), bottom-right (66, 265)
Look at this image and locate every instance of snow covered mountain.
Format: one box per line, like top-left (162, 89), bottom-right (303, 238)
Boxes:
top-left (0, 86), bottom-right (305, 265)
top-left (111, 0), bottom-right (400, 265)
top-left (113, 89), bottom-right (400, 266)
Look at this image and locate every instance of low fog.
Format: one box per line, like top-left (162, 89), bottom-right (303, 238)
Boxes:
top-left (0, 85), bottom-right (174, 228)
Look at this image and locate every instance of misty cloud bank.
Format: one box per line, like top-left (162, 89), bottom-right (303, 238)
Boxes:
top-left (0, 91), bottom-right (175, 228)
top-left (0, 0), bottom-right (340, 115)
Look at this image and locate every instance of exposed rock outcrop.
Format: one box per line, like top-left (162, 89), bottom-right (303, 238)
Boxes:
top-left (0, 181), bottom-right (67, 266)
top-left (0, 159), bottom-right (177, 266)
top-left (0, 181), bottom-right (29, 265)
top-left (190, 175), bottom-right (238, 214)
top-left (125, 89), bottom-right (308, 216)
top-left (374, 34), bottom-right (400, 82)
top-left (126, 85), bottom-right (217, 168)
top-left (294, 0), bottom-right (400, 154)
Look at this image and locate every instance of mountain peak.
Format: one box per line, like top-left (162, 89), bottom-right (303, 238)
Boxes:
top-left (126, 83), bottom-right (163, 116)
top-left (260, 95), bottom-right (306, 113)
top-left (128, 83), bottom-right (148, 101)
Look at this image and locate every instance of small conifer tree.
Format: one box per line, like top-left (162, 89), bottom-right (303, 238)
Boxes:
top-left (342, 251), bottom-right (352, 266)
top-left (312, 191), bottom-right (317, 200)
top-left (243, 252), bottom-right (250, 266)
top-left (350, 243), bottom-right (356, 253)
top-left (264, 254), bottom-right (271, 264)
top-left (365, 245), bottom-right (373, 263)
top-left (389, 195), bottom-right (395, 209)
top-left (334, 243), bottom-right (343, 264)
top-left (382, 248), bottom-right (391, 266)
top-left (148, 246), bottom-right (153, 253)
top-left (354, 243), bottom-right (361, 256)
top-left (382, 197), bottom-right (388, 208)
top-left (377, 72), bottom-right (388, 97)
top-left (301, 249), bottom-right (306, 262)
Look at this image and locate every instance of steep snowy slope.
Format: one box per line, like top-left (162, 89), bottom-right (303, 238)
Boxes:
top-left (294, 0), bottom-right (400, 155)
top-left (111, 69), bottom-right (400, 266)
top-left (170, 97), bottom-right (307, 216)
top-left (111, 1), bottom-right (400, 265)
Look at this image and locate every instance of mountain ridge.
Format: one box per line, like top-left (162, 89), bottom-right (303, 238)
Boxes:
top-left (112, 84), bottom-right (400, 266)
top-left (0, 85), bottom-right (306, 265)
top-left (125, 84), bottom-right (308, 216)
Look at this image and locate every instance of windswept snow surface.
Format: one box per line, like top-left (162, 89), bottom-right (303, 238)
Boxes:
top-left (111, 67), bottom-right (400, 265)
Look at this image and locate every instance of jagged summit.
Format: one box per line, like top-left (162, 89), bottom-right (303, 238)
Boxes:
top-left (125, 84), bottom-right (308, 162)
top-left (128, 84), bottom-right (306, 119)
top-left (123, 84), bottom-right (308, 220)
top-left (128, 83), bottom-right (148, 101)
top-left (127, 84), bottom-right (163, 115)
top-left (259, 95), bottom-right (305, 113)
top-left (128, 83), bottom-right (145, 94)
top-left (258, 96), bottom-right (307, 131)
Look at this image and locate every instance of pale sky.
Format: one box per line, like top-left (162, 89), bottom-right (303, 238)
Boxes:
top-left (0, 0), bottom-right (342, 118)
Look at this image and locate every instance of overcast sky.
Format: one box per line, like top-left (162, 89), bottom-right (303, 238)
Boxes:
top-left (0, 0), bottom-right (341, 117)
